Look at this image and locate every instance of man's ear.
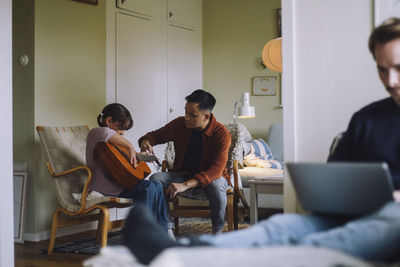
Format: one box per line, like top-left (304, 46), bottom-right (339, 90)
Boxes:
top-left (204, 113), bottom-right (211, 121)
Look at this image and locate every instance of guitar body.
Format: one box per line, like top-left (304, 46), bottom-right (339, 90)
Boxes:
top-left (94, 142), bottom-right (151, 189)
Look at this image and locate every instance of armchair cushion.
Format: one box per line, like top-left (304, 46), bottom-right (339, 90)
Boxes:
top-left (72, 191), bottom-right (132, 207)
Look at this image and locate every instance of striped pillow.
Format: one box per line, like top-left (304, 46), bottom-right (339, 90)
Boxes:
top-left (252, 139), bottom-right (273, 159)
top-left (249, 139), bottom-right (284, 170)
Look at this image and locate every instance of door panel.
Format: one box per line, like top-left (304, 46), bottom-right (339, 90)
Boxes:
top-left (117, 0), bottom-right (157, 17)
top-left (167, 25), bottom-right (202, 121)
top-left (116, 13), bottom-right (167, 153)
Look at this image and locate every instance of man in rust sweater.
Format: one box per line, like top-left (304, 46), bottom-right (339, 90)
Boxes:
top-left (139, 89), bottom-right (231, 234)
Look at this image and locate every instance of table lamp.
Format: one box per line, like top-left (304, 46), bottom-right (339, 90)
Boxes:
top-left (234, 92), bottom-right (255, 123)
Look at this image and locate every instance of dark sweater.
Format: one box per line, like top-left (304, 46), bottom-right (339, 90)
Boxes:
top-left (181, 129), bottom-right (203, 176)
top-left (329, 97), bottom-right (400, 189)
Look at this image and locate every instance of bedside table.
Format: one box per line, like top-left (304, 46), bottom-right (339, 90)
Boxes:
top-left (249, 176), bottom-right (284, 224)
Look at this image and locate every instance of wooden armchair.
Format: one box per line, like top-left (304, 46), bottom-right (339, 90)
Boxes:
top-left (164, 160), bottom-right (247, 234)
top-left (36, 126), bottom-right (132, 255)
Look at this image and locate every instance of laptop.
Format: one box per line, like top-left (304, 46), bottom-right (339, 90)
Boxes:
top-left (286, 162), bottom-right (394, 216)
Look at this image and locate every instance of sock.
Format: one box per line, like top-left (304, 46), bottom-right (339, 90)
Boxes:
top-left (122, 204), bottom-right (180, 265)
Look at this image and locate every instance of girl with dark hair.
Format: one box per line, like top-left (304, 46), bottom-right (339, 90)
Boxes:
top-left (86, 103), bottom-right (168, 231)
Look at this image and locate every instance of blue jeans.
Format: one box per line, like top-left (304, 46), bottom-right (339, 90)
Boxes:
top-left (150, 171), bottom-right (228, 233)
top-left (194, 202), bottom-right (400, 262)
top-left (119, 180), bottom-right (168, 232)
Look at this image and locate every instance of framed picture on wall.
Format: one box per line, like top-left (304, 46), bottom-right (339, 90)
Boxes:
top-left (252, 76), bottom-right (277, 96)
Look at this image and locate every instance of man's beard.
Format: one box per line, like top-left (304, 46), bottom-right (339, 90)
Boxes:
top-left (388, 86), bottom-right (400, 106)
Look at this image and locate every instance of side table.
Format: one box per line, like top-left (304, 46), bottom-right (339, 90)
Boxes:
top-left (249, 176), bottom-right (284, 224)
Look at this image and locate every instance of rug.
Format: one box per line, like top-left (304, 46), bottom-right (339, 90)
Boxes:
top-left (40, 218), bottom-right (250, 255)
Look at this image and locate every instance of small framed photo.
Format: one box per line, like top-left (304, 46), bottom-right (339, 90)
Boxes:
top-left (252, 76), bottom-right (277, 96)
top-left (71, 0), bottom-right (98, 5)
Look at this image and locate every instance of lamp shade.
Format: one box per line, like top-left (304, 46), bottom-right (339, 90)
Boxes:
top-left (238, 105), bottom-right (255, 118)
top-left (262, 37), bottom-right (282, 73)
top-left (236, 92), bottom-right (255, 119)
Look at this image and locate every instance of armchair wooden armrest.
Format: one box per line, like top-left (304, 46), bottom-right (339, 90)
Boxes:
top-left (233, 160), bottom-right (250, 210)
top-left (46, 161), bottom-right (93, 215)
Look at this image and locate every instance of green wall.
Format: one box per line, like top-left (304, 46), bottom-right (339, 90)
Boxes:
top-left (203, 0), bottom-right (282, 138)
top-left (13, 0), bottom-right (106, 235)
top-left (34, 0), bottom-right (106, 234)
top-left (13, 0), bottom-right (35, 234)
top-left (34, 0), bottom-right (106, 128)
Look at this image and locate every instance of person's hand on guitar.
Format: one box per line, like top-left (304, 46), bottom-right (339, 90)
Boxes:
top-left (140, 139), bottom-right (154, 154)
top-left (109, 133), bottom-right (138, 167)
top-left (128, 147), bottom-right (138, 168)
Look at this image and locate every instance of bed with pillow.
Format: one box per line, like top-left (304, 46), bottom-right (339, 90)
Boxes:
top-left (225, 122), bottom-right (284, 211)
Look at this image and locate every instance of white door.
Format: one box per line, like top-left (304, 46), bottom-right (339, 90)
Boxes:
top-left (167, 24), bottom-right (202, 121)
top-left (116, 12), bottom-right (167, 151)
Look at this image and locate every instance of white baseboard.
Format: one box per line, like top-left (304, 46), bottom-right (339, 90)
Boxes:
top-left (24, 221), bottom-right (98, 242)
top-left (23, 207), bottom-right (130, 242)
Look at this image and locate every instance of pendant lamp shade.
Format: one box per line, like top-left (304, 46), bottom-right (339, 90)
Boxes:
top-left (262, 37), bottom-right (282, 73)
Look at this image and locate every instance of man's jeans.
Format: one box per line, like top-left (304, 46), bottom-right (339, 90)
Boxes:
top-left (118, 179), bottom-right (168, 232)
top-left (150, 171), bottom-right (228, 233)
top-left (194, 202), bottom-right (400, 262)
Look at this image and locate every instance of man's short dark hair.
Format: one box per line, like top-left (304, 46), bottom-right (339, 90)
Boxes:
top-left (185, 89), bottom-right (216, 112)
top-left (369, 17), bottom-right (400, 58)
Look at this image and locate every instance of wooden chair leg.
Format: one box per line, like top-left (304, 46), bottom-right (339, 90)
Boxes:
top-left (239, 189), bottom-right (250, 210)
top-left (174, 217), bottom-right (179, 234)
top-left (238, 207), bottom-right (245, 223)
top-left (48, 209), bottom-right (62, 255)
top-left (99, 207), bottom-right (110, 248)
top-left (96, 211), bottom-right (104, 243)
top-left (173, 198), bottom-right (179, 234)
top-left (233, 194), bottom-right (239, 230)
top-left (227, 194), bottom-right (234, 231)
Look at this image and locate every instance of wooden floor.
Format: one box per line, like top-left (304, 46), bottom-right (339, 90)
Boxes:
top-left (15, 231), bottom-right (97, 267)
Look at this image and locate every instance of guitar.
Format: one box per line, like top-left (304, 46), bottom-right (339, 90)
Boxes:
top-left (94, 141), bottom-right (151, 189)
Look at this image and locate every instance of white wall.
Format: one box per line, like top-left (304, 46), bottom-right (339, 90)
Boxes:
top-left (0, 0), bottom-right (15, 265)
top-left (283, 0), bottom-right (386, 212)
